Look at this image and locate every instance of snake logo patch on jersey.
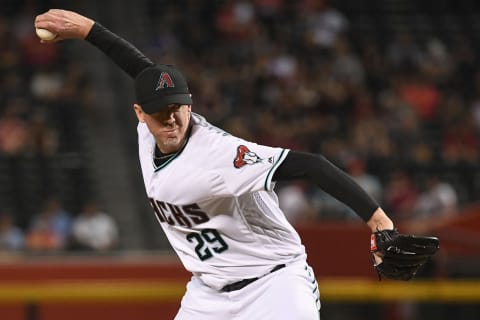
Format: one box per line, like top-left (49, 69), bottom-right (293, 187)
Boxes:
top-left (234, 145), bottom-right (263, 168)
top-left (155, 72), bottom-right (175, 90)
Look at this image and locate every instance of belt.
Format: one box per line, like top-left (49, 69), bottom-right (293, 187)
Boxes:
top-left (220, 264), bottom-right (286, 292)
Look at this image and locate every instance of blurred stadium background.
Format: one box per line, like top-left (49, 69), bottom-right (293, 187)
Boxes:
top-left (1, 0), bottom-right (480, 319)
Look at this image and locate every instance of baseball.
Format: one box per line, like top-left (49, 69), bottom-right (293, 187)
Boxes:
top-left (35, 28), bottom-right (57, 41)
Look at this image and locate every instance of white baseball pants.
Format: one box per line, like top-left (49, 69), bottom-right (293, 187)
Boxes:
top-left (175, 261), bottom-right (320, 320)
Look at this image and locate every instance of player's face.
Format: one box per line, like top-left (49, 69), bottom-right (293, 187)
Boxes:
top-left (135, 103), bottom-right (192, 154)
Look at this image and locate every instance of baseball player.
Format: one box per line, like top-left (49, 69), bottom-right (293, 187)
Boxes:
top-left (34, 9), bottom-right (438, 320)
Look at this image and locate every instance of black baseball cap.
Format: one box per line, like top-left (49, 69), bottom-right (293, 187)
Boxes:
top-left (134, 64), bottom-right (193, 114)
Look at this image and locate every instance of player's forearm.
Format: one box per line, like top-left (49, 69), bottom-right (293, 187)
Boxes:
top-left (85, 22), bottom-right (154, 78)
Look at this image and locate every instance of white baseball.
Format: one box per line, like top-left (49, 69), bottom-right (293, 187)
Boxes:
top-left (35, 28), bottom-right (57, 41)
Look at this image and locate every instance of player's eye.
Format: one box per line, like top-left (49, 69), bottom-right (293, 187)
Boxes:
top-left (168, 104), bottom-right (181, 112)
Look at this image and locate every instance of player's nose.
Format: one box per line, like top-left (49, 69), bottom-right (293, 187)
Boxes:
top-left (165, 112), bottom-right (175, 124)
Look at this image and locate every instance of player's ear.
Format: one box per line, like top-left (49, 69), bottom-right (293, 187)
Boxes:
top-left (133, 103), bottom-right (146, 123)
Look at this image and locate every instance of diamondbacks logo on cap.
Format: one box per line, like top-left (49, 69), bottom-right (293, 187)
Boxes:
top-left (234, 145), bottom-right (263, 168)
top-left (155, 72), bottom-right (175, 91)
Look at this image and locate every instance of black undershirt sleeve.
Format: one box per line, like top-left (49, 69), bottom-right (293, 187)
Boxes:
top-left (273, 151), bottom-right (379, 222)
top-left (85, 22), bottom-right (154, 79)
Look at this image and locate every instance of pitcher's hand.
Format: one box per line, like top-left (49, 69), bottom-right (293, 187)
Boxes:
top-left (34, 9), bottom-right (94, 42)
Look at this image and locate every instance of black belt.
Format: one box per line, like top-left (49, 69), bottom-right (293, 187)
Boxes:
top-left (220, 264), bottom-right (286, 292)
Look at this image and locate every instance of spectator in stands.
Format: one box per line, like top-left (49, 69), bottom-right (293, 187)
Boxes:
top-left (30, 65), bottom-right (63, 102)
top-left (379, 85), bottom-right (434, 164)
top-left (383, 169), bottom-right (419, 221)
top-left (413, 174), bottom-right (458, 220)
top-left (422, 37), bottom-right (453, 83)
top-left (0, 16), bottom-right (20, 72)
top-left (350, 107), bottom-right (394, 165)
top-left (0, 212), bottom-right (24, 252)
top-left (277, 182), bottom-right (317, 224)
top-left (27, 109), bottom-right (59, 156)
top-left (0, 98), bottom-right (29, 156)
top-left (331, 36), bottom-right (365, 86)
top-left (471, 96), bottom-right (480, 133)
top-left (71, 200), bottom-right (119, 252)
top-left (215, 0), bottom-right (257, 42)
top-left (410, 175), bottom-right (459, 231)
top-left (396, 73), bottom-right (442, 122)
top-left (386, 31), bottom-right (424, 72)
top-left (344, 155), bottom-right (382, 202)
top-left (25, 196), bottom-right (72, 252)
top-left (441, 115), bottom-right (479, 164)
top-left (302, 0), bottom-right (349, 50)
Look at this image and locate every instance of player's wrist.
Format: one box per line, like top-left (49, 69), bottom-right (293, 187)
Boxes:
top-left (79, 13), bottom-right (96, 37)
top-left (366, 208), bottom-right (394, 232)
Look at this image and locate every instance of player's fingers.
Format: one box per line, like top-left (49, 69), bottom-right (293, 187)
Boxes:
top-left (372, 252), bottom-right (383, 265)
top-left (34, 21), bottom-right (53, 31)
top-left (35, 9), bottom-right (59, 22)
top-left (34, 10), bottom-right (65, 30)
top-left (34, 14), bottom-right (49, 27)
top-left (39, 37), bottom-right (63, 44)
top-left (34, 14), bottom-right (57, 30)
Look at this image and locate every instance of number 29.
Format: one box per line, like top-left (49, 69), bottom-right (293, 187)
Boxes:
top-left (186, 229), bottom-right (229, 261)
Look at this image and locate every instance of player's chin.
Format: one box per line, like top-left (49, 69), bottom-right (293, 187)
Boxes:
top-left (162, 137), bottom-right (182, 149)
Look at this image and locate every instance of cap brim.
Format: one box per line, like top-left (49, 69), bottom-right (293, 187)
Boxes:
top-left (141, 94), bottom-right (193, 114)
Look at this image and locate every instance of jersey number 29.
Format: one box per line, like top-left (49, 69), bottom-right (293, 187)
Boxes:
top-left (186, 229), bottom-right (229, 261)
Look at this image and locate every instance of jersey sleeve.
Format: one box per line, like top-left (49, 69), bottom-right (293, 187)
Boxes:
top-left (216, 139), bottom-right (289, 196)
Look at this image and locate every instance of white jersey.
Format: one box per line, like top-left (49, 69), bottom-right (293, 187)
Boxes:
top-left (137, 113), bottom-right (307, 290)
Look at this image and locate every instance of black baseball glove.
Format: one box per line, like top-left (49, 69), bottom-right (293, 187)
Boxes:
top-left (370, 229), bottom-right (440, 281)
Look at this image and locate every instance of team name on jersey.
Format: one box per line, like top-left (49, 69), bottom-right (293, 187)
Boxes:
top-left (149, 198), bottom-right (209, 227)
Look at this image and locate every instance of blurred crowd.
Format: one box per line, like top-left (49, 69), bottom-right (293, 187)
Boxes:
top-left (140, 0), bottom-right (478, 226)
top-left (1, 0), bottom-right (480, 254)
top-left (0, 1), bottom-right (117, 254)
top-left (0, 196), bottom-right (119, 253)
